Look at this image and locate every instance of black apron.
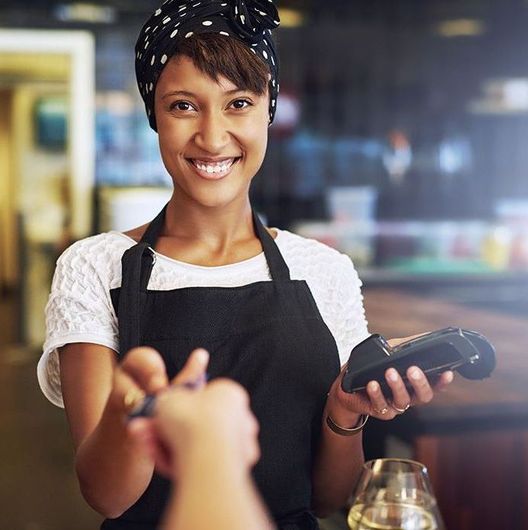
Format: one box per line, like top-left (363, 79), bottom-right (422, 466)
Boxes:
top-left (103, 206), bottom-right (341, 530)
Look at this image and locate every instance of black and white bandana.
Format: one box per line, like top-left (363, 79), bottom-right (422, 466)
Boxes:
top-left (135, 0), bottom-right (281, 132)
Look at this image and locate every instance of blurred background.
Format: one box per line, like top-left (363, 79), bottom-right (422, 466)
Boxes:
top-left (1, 1), bottom-right (528, 529)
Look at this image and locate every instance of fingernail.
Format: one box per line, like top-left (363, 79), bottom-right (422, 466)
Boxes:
top-left (369, 381), bottom-right (379, 393)
top-left (410, 369), bottom-right (421, 381)
top-left (195, 349), bottom-right (209, 364)
top-left (124, 389), bottom-right (145, 409)
top-left (387, 369), bottom-right (398, 382)
top-left (445, 371), bottom-right (454, 383)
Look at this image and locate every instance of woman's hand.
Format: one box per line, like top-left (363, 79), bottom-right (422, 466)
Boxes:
top-left (112, 347), bottom-right (209, 474)
top-left (107, 346), bottom-right (170, 420)
top-left (110, 346), bottom-right (208, 417)
top-left (326, 335), bottom-right (455, 424)
top-left (59, 344), bottom-right (176, 518)
top-left (128, 368), bottom-right (260, 479)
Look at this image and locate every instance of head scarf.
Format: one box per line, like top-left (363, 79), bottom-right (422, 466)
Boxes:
top-left (135, 0), bottom-right (281, 131)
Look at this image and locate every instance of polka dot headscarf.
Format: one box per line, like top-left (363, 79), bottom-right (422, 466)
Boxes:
top-left (135, 0), bottom-right (281, 131)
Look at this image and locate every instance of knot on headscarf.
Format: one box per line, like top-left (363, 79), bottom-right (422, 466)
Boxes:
top-left (229, 0), bottom-right (280, 40)
top-left (135, 0), bottom-right (281, 131)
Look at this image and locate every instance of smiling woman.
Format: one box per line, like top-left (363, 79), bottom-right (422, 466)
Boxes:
top-left (36, 2), bottom-right (454, 530)
top-left (155, 52), bottom-right (270, 210)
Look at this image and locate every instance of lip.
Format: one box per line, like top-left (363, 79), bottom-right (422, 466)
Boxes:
top-left (185, 156), bottom-right (241, 181)
top-left (189, 156), bottom-right (239, 163)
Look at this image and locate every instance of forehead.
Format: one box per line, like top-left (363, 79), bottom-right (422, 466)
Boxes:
top-left (156, 55), bottom-right (240, 95)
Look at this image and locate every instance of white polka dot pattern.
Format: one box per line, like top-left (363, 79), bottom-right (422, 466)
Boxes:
top-left (135, 0), bottom-right (281, 131)
top-left (37, 229), bottom-right (369, 407)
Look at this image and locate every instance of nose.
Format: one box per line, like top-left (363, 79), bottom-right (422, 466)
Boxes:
top-left (193, 110), bottom-right (230, 154)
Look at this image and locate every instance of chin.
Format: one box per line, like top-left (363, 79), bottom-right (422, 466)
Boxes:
top-left (170, 164), bottom-right (255, 209)
top-left (185, 186), bottom-right (249, 210)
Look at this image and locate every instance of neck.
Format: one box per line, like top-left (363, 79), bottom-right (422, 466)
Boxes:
top-left (163, 194), bottom-right (255, 247)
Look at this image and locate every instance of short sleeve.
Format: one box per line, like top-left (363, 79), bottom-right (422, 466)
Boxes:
top-left (323, 254), bottom-right (370, 367)
top-left (275, 231), bottom-right (370, 368)
top-left (37, 239), bottom-right (120, 407)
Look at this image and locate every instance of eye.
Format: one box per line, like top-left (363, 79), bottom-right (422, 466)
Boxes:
top-left (169, 100), bottom-right (195, 112)
top-left (230, 98), bottom-right (253, 110)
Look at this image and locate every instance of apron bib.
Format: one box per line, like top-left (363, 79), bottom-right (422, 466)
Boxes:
top-left (103, 207), bottom-right (340, 530)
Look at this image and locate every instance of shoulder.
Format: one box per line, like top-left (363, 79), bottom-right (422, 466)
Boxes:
top-left (58, 231), bottom-right (134, 263)
top-left (54, 232), bottom-right (135, 287)
top-left (122, 222), bottom-right (149, 243)
top-left (275, 229), bottom-right (359, 282)
top-left (275, 230), bottom-right (368, 365)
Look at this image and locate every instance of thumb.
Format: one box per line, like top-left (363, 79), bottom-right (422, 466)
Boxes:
top-left (171, 348), bottom-right (209, 388)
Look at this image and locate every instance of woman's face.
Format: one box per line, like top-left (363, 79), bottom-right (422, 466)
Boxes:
top-left (154, 55), bottom-right (269, 209)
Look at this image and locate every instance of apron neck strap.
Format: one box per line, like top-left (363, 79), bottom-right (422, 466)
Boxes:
top-left (140, 205), bottom-right (166, 247)
top-left (118, 242), bottom-right (155, 358)
top-left (139, 204), bottom-right (291, 281)
top-left (252, 210), bottom-right (291, 281)
top-left (118, 204), bottom-right (290, 357)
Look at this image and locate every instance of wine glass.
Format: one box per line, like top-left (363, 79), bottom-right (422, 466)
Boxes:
top-left (347, 458), bottom-right (445, 530)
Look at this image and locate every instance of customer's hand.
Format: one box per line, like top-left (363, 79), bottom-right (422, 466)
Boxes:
top-left (325, 334), bottom-right (455, 424)
top-left (128, 352), bottom-right (259, 478)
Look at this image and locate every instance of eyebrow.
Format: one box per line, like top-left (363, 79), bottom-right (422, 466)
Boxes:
top-left (161, 88), bottom-right (247, 100)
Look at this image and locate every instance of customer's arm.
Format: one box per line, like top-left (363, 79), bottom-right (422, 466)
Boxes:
top-left (162, 439), bottom-right (271, 530)
top-left (129, 378), bottom-right (275, 530)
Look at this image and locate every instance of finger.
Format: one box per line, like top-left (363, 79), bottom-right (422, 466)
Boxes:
top-left (407, 367), bottom-right (434, 404)
top-left (170, 348), bottom-right (209, 387)
top-left (152, 440), bottom-right (174, 479)
top-left (121, 347), bottom-right (168, 394)
top-left (329, 369), bottom-right (371, 414)
top-left (208, 378), bottom-right (250, 405)
top-left (246, 438), bottom-right (261, 468)
top-left (244, 413), bottom-right (261, 467)
top-left (127, 418), bottom-right (158, 453)
top-left (366, 381), bottom-right (396, 420)
top-left (133, 415), bottom-right (174, 477)
top-left (111, 367), bottom-right (147, 414)
top-left (434, 370), bottom-right (454, 392)
top-left (384, 368), bottom-right (412, 411)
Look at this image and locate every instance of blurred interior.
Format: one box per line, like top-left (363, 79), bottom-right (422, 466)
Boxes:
top-left (1, 1), bottom-right (528, 529)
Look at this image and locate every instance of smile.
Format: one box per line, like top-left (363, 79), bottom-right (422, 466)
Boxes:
top-left (187, 157), bottom-right (241, 179)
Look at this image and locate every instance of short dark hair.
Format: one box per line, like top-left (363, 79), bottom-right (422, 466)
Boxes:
top-left (173, 33), bottom-right (270, 96)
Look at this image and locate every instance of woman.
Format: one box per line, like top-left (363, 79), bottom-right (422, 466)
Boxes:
top-left (37, 1), bottom-right (453, 529)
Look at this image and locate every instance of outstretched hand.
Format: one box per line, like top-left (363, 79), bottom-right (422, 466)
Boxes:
top-left (125, 348), bottom-right (260, 479)
top-left (326, 335), bottom-right (455, 423)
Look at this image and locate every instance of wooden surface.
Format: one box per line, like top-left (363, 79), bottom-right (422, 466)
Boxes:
top-left (363, 288), bottom-right (528, 427)
top-left (413, 430), bottom-right (528, 530)
top-left (363, 288), bottom-right (528, 529)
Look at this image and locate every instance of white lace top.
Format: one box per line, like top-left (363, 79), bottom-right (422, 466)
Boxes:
top-left (37, 229), bottom-right (370, 407)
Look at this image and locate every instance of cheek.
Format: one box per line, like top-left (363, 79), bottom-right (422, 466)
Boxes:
top-left (241, 120), bottom-right (269, 161)
top-left (158, 132), bottom-right (174, 159)
top-left (241, 100), bottom-right (270, 156)
top-left (157, 131), bottom-right (185, 175)
top-left (256, 131), bottom-right (269, 161)
top-left (157, 119), bottom-right (190, 155)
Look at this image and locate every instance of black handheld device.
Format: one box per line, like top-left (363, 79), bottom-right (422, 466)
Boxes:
top-left (341, 327), bottom-right (496, 394)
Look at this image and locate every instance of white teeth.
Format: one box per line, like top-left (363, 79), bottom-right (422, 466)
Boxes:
top-left (192, 159), bottom-right (235, 174)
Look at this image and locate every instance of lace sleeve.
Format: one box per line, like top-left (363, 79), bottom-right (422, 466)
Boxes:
top-left (325, 254), bottom-right (370, 367)
top-left (276, 231), bottom-right (370, 369)
top-left (37, 238), bottom-right (119, 407)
